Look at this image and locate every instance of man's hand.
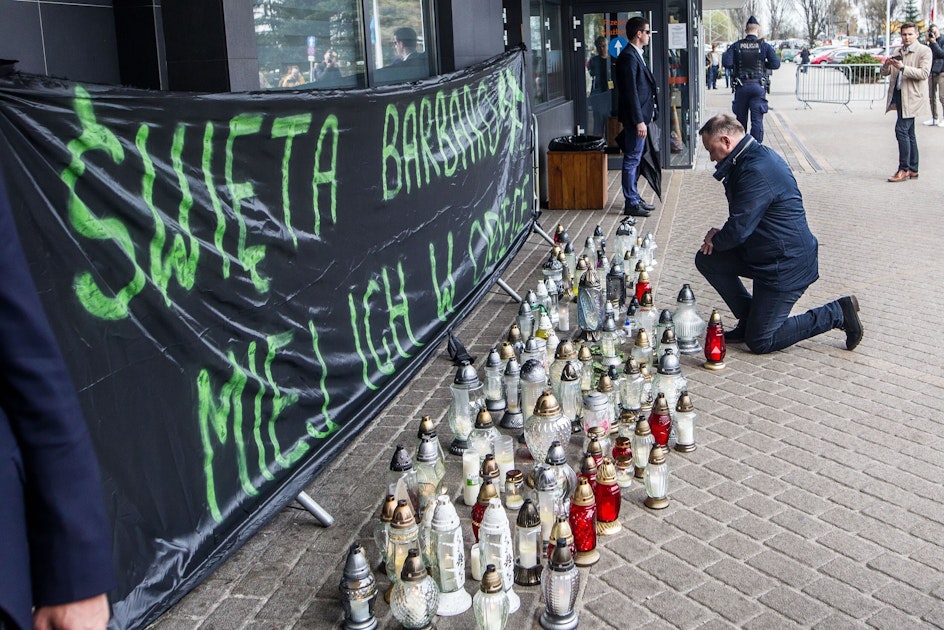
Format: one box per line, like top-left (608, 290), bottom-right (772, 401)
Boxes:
top-left (33, 594), bottom-right (110, 630)
top-left (700, 228), bottom-right (720, 255)
top-left (636, 122), bottom-right (647, 138)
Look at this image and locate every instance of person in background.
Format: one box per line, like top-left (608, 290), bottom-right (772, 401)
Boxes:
top-left (587, 36), bottom-right (611, 137)
top-left (881, 22), bottom-right (931, 182)
top-left (279, 64), bottom-right (305, 87)
top-left (695, 114), bottom-right (863, 355)
top-left (923, 25), bottom-right (944, 127)
top-left (799, 46), bottom-right (810, 73)
top-left (316, 49), bottom-right (342, 85)
top-left (706, 43), bottom-right (722, 89)
top-left (0, 167), bottom-right (115, 630)
top-left (614, 15), bottom-right (658, 218)
top-left (723, 16), bottom-right (780, 142)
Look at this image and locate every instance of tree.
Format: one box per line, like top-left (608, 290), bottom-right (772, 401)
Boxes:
top-left (899, 0), bottom-right (922, 23)
top-left (798, 0), bottom-right (828, 44)
top-left (861, 0), bottom-right (888, 45)
top-left (765, 0), bottom-right (792, 39)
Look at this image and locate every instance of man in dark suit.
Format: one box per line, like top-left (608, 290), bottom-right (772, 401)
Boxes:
top-left (0, 167), bottom-right (114, 630)
top-left (695, 114), bottom-right (862, 354)
top-left (615, 15), bottom-right (658, 217)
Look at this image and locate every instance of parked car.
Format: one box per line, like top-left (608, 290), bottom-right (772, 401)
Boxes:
top-left (823, 48), bottom-right (881, 64)
top-left (811, 47), bottom-right (859, 64)
top-left (780, 48), bottom-right (799, 62)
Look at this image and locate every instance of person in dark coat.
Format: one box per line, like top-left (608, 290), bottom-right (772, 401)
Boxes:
top-left (0, 167), bottom-right (115, 630)
top-left (722, 16), bottom-right (780, 143)
top-left (694, 114), bottom-right (863, 354)
top-left (923, 24), bottom-right (944, 126)
top-left (614, 15), bottom-right (659, 217)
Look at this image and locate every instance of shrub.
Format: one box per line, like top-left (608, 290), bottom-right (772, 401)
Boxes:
top-left (840, 53), bottom-right (881, 83)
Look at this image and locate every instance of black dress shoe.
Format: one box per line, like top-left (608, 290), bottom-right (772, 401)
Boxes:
top-left (640, 200), bottom-right (656, 211)
top-left (724, 324), bottom-right (747, 343)
top-left (623, 203), bottom-right (651, 217)
top-left (838, 295), bottom-right (862, 350)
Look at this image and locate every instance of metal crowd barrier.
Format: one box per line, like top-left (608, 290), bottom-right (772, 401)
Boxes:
top-left (795, 63), bottom-right (889, 111)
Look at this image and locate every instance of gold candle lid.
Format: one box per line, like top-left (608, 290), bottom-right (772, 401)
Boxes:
top-left (480, 564), bottom-right (504, 593)
top-left (391, 500), bottom-right (415, 528)
top-left (417, 415), bottom-right (435, 438)
top-left (498, 341), bottom-right (516, 362)
top-left (634, 329), bottom-right (651, 348)
top-left (596, 374), bottom-right (613, 393)
top-left (676, 391), bottom-right (694, 412)
top-left (572, 477), bottom-right (596, 506)
top-left (596, 457), bottom-right (617, 483)
top-left (534, 390), bottom-right (562, 417)
top-left (480, 455), bottom-right (500, 480)
top-left (476, 478), bottom-right (499, 505)
top-left (555, 339), bottom-right (578, 360)
top-left (508, 323), bottom-right (522, 343)
top-left (550, 515), bottom-right (574, 542)
top-left (652, 392), bottom-right (671, 415)
top-left (578, 344), bottom-right (593, 362)
top-left (380, 494), bottom-right (397, 522)
top-left (648, 444), bottom-right (667, 465)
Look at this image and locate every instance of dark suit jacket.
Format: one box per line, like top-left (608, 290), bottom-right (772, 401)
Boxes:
top-left (0, 169), bottom-right (114, 630)
top-left (710, 135), bottom-right (819, 292)
top-left (615, 44), bottom-right (657, 128)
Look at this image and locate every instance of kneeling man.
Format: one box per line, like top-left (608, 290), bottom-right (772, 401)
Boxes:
top-left (695, 114), bottom-right (863, 354)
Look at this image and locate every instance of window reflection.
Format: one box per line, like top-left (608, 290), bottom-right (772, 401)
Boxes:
top-left (253, 0), bottom-right (433, 90)
top-left (530, 0), bottom-right (563, 105)
top-left (367, 0), bottom-right (432, 85)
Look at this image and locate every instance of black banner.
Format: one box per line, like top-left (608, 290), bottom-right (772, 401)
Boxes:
top-left (0, 50), bottom-right (532, 628)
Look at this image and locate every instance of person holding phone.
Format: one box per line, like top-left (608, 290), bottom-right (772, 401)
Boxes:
top-left (881, 22), bottom-right (931, 182)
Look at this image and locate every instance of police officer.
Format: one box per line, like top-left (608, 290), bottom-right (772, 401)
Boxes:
top-left (722, 16), bottom-right (780, 143)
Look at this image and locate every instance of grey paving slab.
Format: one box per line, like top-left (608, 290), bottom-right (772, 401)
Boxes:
top-left (149, 66), bottom-right (944, 629)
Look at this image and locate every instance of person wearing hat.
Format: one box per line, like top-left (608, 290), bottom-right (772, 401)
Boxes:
top-left (722, 16), bottom-right (780, 143)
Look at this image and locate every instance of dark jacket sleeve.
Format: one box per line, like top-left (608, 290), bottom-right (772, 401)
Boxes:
top-left (0, 170), bottom-right (115, 618)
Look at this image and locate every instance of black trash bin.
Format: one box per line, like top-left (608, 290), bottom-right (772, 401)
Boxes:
top-left (546, 135), bottom-right (607, 210)
top-left (548, 135), bottom-right (606, 152)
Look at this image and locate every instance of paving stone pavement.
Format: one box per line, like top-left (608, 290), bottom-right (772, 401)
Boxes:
top-left (151, 64), bottom-right (944, 629)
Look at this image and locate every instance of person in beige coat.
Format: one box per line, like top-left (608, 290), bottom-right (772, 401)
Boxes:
top-left (881, 22), bottom-right (932, 182)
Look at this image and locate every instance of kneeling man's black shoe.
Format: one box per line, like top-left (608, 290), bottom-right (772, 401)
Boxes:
top-left (623, 203), bottom-right (651, 217)
top-left (640, 200), bottom-right (656, 212)
top-left (838, 295), bottom-right (862, 351)
top-left (724, 324), bottom-right (747, 344)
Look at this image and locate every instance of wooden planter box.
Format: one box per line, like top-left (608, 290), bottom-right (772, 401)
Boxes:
top-left (547, 149), bottom-right (608, 210)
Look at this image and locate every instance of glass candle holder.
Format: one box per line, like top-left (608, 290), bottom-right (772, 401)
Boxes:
top-left (339, 543), bottom-right (378, 630)
top-left (504, 469), bottom-right (524, 511)
top-left (514, 498), bottom-right (543, 586)
top-left (673, 283), bottom-right (706, 355)
top-left (674, 390), bottom-right (697, 453)
top-left (644, 445), bottom-right (670, 509)
top-left (612, 436), bottom-right (634, 488)
top-left (390, 549), bottom-right (439, 629)
top-left (568, 477), bottom-right (599, 566)
top-left (524, 391), bottom-right (571, 467)
top-left (540, 538), bottom-right (580, 630)
top-left (500, 358), bottom-right (522, 430)
top-left (484, 348), bottom-right (506, 413)
top-left (448, 361), bottom-right (485, 455)
top-left (593, 458), bottom-right (622, 536)
top-left (428, 494), bottom-right (472, 616)
top-left (479, 498), bottom-right (520, 613)
top-left (632, 417), bottom-right (654, 479)
top-left (519, 360), bottom-right (547, 422)
top-left (473, 564), bottom-right (510, 630)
